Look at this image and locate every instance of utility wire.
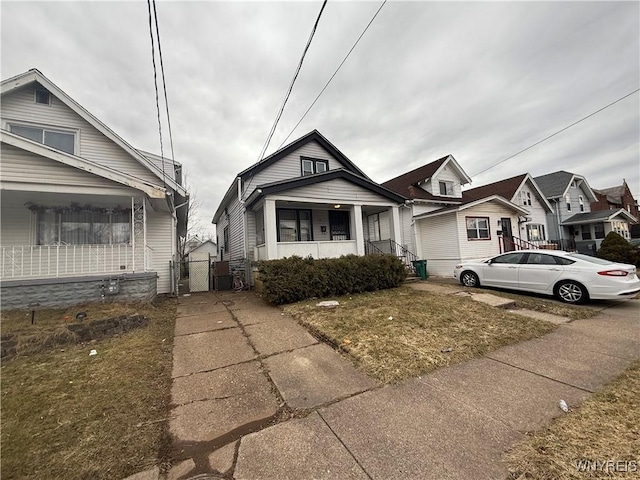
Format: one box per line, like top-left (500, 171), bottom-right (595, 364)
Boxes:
top-left (146, 0), bottom-right (167, 185)
top-left (257, 0), bottom-right (328, 162)
top-left (277, 0), bottom-right (387, 149)
top-left (152, 0), bottom-right (176, 171)
top-left (471, 88), bottom-right (640, 178)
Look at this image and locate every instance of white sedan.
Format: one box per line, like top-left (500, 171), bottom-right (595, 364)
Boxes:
top-left (453, 250), bottom-right (640, 304)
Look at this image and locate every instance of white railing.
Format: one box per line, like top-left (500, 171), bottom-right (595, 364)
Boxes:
top-left (277, 240), bottom-right (357, 259)
top-left (1, 244), bottom-right (135, 280)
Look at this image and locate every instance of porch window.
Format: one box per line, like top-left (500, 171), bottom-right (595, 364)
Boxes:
top-left (526, 224), bottom-right (545, 241)
top-left (581, 224), bottom-right (591, 240)
top-left (277, 209), bottom-right (312, 242)
top-left (439, 181), bottom-right (454, 196)
top-left (594, 223), bottom-right (605, 239)
top-left (301, 157), bottom-right (329, 176)
top-left (10, 124), bottom-right (75, 154)
top-left (466, 217), bottom-right (490, 240)
top-left (37, 210), bottom-right (131, 245)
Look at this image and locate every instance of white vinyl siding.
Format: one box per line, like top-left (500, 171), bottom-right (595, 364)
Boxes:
top-left (430, 165), bottom-right (462, 198)
top-left (246, 209), bottom-right (257, 259)
top-left (146, 208), bottom-right (174, 294)
top-left (1, 86), bottom-right (159, 184)
top-left (557, 184), bottom-right (592, 222)
top-left (400, 206), bottom-right (414, 254)
top-left (0, 143), bottom-right (135, 190)
top-left (416, 213), bottom-right (460, 276)
top-left (514, 182), bottom-right (549, 242)
top-left (458, 202), bottom-right (518, 259)
top-left (219, 196), bottom-right (246, 271)
top-left (279, 178), bottom-right (391, 204)
top-left (245, 141), bottom-right (345, 199)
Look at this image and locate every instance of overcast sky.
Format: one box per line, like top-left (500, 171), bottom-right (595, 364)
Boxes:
top-left (2, 1), bottom-right (638, 238)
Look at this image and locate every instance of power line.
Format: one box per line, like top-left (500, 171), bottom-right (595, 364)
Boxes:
top-left (277, 0), bottom-right (387, 149)
top-left (471, 88), bottom-right (640, 178)
top-left (151, 0), bottom-right (176, 169)
top-left (146, 0), bottom-right (167, 185)
top-left (257, 0), bottom-right (328, 162)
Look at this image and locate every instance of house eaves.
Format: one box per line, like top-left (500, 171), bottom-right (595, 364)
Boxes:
top-left (1, 130), bottom-right (166, 199)
top-left (561, 208), bottom-right (637, 225)
top-left (245, 168), bottom-right (406, 209)
top-left (413, 195), bottom-right (529, 220)
top-left (1, 69), bottom-right (186, 197)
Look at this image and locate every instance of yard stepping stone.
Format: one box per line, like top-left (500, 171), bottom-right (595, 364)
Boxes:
top-left (470, 292), bottom-right (516, 309)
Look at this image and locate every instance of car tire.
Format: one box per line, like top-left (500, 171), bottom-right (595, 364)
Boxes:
top-left (555, 280), bottom-right (588, 304)
top-left (460, 271), bottom-right (480, 288)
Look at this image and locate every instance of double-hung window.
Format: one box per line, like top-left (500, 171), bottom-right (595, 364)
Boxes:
top-left (301, 158), bottom-right (329, 176)
top-left (581, 224), bottom-right (591, 240)
top-left (439, 181), bottom-right (454, 196)
top-left (277, 209), bottom-right (312, 242)
top-left (466, 217), bottom-right (490, 240)
top-left (10, 124), bottom-right (76, 154)
top-left (526, 224), bottom-right (545, 242)
top-left (565, 194), bottom-right (572, 212)
top-left (594, 223), bottom-right (605, 239)
top-left (578, 195), bottom-right (584, 212)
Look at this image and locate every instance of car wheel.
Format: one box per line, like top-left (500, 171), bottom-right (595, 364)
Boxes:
top-left (555, 280), bottom-right (588, 304)
top-left (460, 271), bottom-right (480, 288)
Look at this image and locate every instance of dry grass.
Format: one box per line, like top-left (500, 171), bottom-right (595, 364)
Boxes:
top-left (283, 287), bottom-right (556, 384)
top-left (506, 362), bottom-right (640, 479)
top-left (427, 278), bottom-right (597, 320)
top-left (1, 298), bottom-right (176, 480)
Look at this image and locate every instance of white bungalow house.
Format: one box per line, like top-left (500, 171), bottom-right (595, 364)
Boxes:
top-left (382, 158), bottom-right (544, 276)
top-left (212, 130), bottom-right (406, 281)
top-left (0, 69), bottom-right (187, 309)
top-left (534, 171), bottom-right (636, 254)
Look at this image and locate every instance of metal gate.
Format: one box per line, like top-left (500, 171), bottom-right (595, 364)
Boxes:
top-left (188, 252), bottom-right (211, 292)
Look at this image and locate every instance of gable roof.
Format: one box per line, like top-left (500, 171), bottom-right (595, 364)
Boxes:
top-left (561, 208), bottom-right (637, 225)
top-left (245, 168), bottom-right (405, 209)
top-left (414, 195), bottom-right (529, 220)
top-left (462, 173), bottom-right (553, 212)
top-left (533, 170), bottom-right (597, 202)
top-left (239, 129), bottom-right (369, 180)
top-left (382, 155), bottom-right (471, 201)
top-left (1, 130), bottom-right (166, 198)
top-left (1, 69), bottom-right (186, 197)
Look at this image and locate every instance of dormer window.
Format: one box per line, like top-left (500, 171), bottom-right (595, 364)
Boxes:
top-left (301, 158), bottom-right (329, 176)
top-left (35, 89), bottom-right (51, 105)
top-left (571, 180), bottom-right (577, 188)
top-left (10, 124), bottom-right (75, 154)
top-left (439, 181), bottom-right (454, 196)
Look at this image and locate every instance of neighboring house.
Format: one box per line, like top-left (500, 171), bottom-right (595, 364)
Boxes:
top-left (212, 130), bottom-right (406, 282)
top-left (591, 180), bottom-right (639, 238)
top-left (534, 171), bottom-right (635, 254)
top-left (382, 157), bottom-right (530, 276)
top-left (0, 69), bottom-right (187, 309)
top-left (188, 239), bottom-right (217, 258)
top-left (461, 173), bottom-right (554, 249)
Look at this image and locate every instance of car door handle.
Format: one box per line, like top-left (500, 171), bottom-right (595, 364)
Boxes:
top-left (508, 266), bottom-right (517, 269)
top-left (549, 268), bottom-right (560, 271)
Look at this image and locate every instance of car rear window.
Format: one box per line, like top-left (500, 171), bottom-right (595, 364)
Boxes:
top-left (555, 257), bottom-right (575, 265)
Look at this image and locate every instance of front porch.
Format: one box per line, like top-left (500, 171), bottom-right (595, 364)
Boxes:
top-left (252, 198), bottom-right (403, 262)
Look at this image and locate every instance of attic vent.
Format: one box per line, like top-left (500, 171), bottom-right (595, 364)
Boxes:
top-left (35, 89), bottom-right (51, 105)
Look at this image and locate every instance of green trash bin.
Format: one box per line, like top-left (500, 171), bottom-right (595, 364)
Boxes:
top-left (412, 260), bottom-right (428, 280)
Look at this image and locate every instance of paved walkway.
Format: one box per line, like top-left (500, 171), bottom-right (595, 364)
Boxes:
top-left (129, 288), bottom-right (639, 480)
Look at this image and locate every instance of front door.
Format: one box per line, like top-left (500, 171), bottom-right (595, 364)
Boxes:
top-left (329, 211), bottom-right (350, 241)
top-left (501, 217), bottom-right (514, 252)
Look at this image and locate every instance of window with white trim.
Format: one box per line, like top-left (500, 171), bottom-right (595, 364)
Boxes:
top-left (579, 195), bottom-right (584, 212)
top-left (594, 223), bottom-right (605, 239)
top-left (9, 124), bottom-right (75, 154)
top-left (36, 209), bottom-right (131, 245)
top-left (520, 191), bottom-right (532, 206)
top-left (301, 158), bottom-right (329, 176)
top-left (466, 217), bottom-right (490, 240)
top-left (35, 89), bottom-right (51, 105)
top-left (439, 181), bottom-right (454, 196)
top-left (565, 194), bottom-right (572, 212)
top-left (526, 223), bottom-right (545, 242)
top-left (277, 209), bottom-right (312, 242)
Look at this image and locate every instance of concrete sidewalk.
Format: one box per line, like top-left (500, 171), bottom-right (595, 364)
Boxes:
top-left (129, 292), bottom-right (638, 480)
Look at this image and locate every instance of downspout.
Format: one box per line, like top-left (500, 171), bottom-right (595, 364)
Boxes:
top-left (554, 199), bottom-right (563, 246)
top-left (238, 177), bottom-right (249, 285)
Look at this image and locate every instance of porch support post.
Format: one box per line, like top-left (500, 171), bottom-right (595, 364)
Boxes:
top-left (388, 205), bottom-right (402, 246)
top-left (264, 199), bottom-right (278, 260)
top-left (352, 205), bottom-right (365, 256)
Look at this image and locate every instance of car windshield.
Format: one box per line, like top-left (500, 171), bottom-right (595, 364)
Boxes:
top-left (567, 253), bottom-right (615, 265)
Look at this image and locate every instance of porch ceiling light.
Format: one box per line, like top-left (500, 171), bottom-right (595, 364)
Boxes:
top-left (334, 204), bottom-right (341, 208)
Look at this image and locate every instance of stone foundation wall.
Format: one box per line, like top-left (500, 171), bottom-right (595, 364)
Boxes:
top-left (0, 273), bottom-right (158, 310)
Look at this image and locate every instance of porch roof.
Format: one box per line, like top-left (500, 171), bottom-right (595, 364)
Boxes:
top-left (561, 208), bottom-right (637, 225)
top-left (244, 168), bottom-right (406, 208)
top-left (413, 195), bottom-right (529, 220)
